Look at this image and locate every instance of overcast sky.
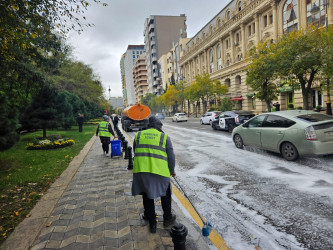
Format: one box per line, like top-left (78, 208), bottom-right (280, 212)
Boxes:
top-left (68, 0), bottom-right (230, 98)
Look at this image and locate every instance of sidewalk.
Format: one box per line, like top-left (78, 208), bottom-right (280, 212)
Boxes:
top-left (1, 135), bottom-right (212, 250)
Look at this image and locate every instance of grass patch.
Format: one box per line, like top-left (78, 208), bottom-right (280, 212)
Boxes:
top-left (0, 125), bottom-right (96, 244)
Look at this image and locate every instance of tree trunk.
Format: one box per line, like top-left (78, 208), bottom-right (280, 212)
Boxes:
top-left (263, 81), bottom-right (272, 112)
top-left (43, 127), bottom-right (47, 138)
top-left (266, 100), bottom-right (272, 112)
top-left (299, 72), bottom-right (315, 110)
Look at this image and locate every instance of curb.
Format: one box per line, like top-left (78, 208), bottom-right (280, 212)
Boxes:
top-left (0, 135), bottom-right (97, 250)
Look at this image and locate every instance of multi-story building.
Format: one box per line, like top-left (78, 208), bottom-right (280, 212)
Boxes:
top-left (179, 0), bottom-right (332, 115)
top-left (133, 53), bottom-right (148, 103)
top-left (110, 96), bottom-right (124, 110)
top-left (157, 37), bottom-right (191, 93)
top-left (120, 53), bottom-right (127, 107)
top-left (144, 14), bottom-right (187, 95)
top-left (158, 54), bottom-right (169, 91)
top-left (122, 45), bottom-right (145, 105)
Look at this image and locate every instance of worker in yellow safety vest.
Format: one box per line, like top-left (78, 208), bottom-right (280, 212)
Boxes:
top-left (96, 115), bottom-right (116, 156)
top-left (132, 116), bottom-right (176, 233)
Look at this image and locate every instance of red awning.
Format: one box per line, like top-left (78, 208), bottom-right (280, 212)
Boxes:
top-left (231, 97), bottom-right (243, 101)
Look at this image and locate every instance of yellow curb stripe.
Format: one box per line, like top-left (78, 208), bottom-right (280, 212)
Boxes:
top-left (125, 130), bottom-right (229, 249)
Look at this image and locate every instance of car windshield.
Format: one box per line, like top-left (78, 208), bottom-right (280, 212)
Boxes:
top-left (178, 113), bottom-right (186, 116)
top-left (296, 114), bottom-right (333, 123)
top-left (215, 112), bottom-right (222, 115)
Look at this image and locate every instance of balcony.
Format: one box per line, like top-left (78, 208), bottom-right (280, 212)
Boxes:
top-left (151, 48), bottom-right (157, 54)
top-left (149, 23), bottom-right (154, 32)
top-left (152, 56), bottom-right (157, 62)
top-left (153, 80), bottom-right (159, 87)
top-left (152, 64), bottom-right (157, 70)
top-left (153, 72), bottom-right (158, 78)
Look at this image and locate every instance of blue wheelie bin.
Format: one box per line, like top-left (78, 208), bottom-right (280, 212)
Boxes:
top-left (110, 140), bottom-right (122, 158)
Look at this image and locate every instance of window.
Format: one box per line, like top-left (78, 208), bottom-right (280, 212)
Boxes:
top-left (227, 11), bottom-right (231, 20)
top-left (209, 49), bottom-right (214, 73)
top-left (263, 115), bottom-right (296, 128)
top-left (217, 44), bottom-right (222, 69)
top-left (264, 15), bottom-right (268, 27)
top-left (238, 1), bottom-right (242, 11)
top-left (306, 0), bottom-right (327, 27)
top-left (283, 0), bottom-right (298, 33)
top-left (236, 33), bottom-right (240, 43)
top-left (247, 115), bottom-right (265, 128)
top-left (226, 39), bottom-right (229, 49)
top-left (312, 90), bottom-right (322, 108)
top-left (248, 25), bottom-right (252, 36)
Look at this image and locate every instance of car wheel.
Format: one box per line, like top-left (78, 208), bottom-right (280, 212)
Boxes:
top-left (200, 119), bottom-right (204, 125)
top-left (233, 134), bottom-right (244, 149)
top-left (281, 142), bottom-right (299, 161)
top-left (212, 123), bottom-right (217, 130)
top-left (228, 124), bottom-right (234, 133)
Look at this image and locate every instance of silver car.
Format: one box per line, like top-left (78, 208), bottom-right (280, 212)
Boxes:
top-left (232, 110), bottom-right (333, 161)
top-left (172, 113), bottom-right (188, 122)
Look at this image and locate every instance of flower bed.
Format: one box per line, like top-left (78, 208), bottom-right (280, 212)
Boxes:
top-left (26, 137), bottom-right (75, 150)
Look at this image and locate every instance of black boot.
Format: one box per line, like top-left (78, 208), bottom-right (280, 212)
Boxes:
top-left (150, 223), bottom-right (157, 233)
top-left (163, 214), bottom-right (176, 227)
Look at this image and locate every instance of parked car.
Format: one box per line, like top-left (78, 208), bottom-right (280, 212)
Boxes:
top-left (155, 113), bottom-right (165, 120)
top-left (172, 113), bottom-right (188, 122)
top-left (232, 110), bottom-right (333, 161)
top-left (200, 111), bottom-right (222, 125)
top-left (211, 110), bottom-right (255, 133)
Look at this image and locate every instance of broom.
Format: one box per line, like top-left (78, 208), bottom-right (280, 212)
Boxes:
top-left (173, 176), bottom-right (213, 237)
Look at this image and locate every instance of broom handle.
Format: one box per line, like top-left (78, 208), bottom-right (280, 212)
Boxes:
top-left (173, 177), bottom-right (206, 225)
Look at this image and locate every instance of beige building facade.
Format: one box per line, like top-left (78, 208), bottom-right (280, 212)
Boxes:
top-left (133, 53), bottom-right (148, 103)
top-left (179, 0), bottom-right (333, 115)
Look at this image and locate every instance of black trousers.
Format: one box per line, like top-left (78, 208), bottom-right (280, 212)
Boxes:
top-left (100, 136), bottom-right (110, 153)
top-left (142, 184), bottom-right (172, 226)
top-left (78, 124), bottom-right (83, 132)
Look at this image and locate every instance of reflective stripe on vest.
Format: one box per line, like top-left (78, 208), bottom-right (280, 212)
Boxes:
top-left (98, 121), bottom-right (112, 137)
top-left (133, 129), bottom-right (170, 177)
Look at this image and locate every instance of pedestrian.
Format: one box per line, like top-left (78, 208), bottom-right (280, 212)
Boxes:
top-left (131, 116), bottom-right (176, 233)
top-left (113, 114), bottom-right (119, 127)
top-left (76, 113), bottom-right (84, 132)
top-left (273, 102), bottom-right (280, 111)
top-left (96, 115), bottom-right (116, 156)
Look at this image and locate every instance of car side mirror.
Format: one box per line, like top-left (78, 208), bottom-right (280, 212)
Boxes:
top-left (243, 122), bottom-right (249, 128)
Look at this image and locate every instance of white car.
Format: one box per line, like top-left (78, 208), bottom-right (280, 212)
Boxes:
top-left (172, 113), bottom-right (188, 122)
top-left (200, 111), bottom-right (222, 125)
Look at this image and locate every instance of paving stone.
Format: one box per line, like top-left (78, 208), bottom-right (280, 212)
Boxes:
top-left (60, 235), bottom-right (76, 248)
top-left (118, 226), bottom-right (131, 238)
top-left (45, 239), bottom-right (62, 248)
top-left (119, 241), bottom-right (134, 250)
top-left (49, 232), bottom-right (65, 241)
top-left (76, 235), bottom-right (90, 244)
top-left (119, 232), bottom-right (133, 247)
top-left (105, 237), bottom-right (118, 247)
top-left (91, 224), bottom-right (104, 235)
